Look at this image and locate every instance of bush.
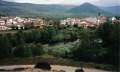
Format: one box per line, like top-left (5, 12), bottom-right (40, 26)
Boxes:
top-left (13, 43), bottom-right (43, 57)
top-left (13, 45), bottom-right (32, 57)
top-left (34, 62), bottom-right (51, 70)
top-left (30, 43), bottom-right (44, 56)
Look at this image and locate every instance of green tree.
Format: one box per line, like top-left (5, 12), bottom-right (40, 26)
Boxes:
top-left (97, 21), bottom-right (120, 65)
top-left (13, 44), bottom-right (32, 57)
top-left (30, 43), bottom-right (44, 56)
top-left (71, 28), bottom-right (107, 62)
top-left (15, 31), bottom-right (25, 45)
top-left (0, 34), bottom-right (12, 58)
top-left (40, 27), bottom-right (57, 44)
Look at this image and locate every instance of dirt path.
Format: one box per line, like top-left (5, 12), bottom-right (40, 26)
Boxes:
top-left (51, 65), bottom-right (111, 72)
top-left (0, 65), bottom-right (112, 72)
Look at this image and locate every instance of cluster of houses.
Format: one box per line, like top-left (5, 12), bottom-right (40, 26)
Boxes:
top-left (60, 16), bottom-right (109, 28)
top-left (0, 15), bottom-right (119, 30)
top-left (60, 16), bottom-right (120, 28)
top-left (0, 16), bottom-right (46, 30)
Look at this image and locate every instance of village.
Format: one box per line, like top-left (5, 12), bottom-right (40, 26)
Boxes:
top-left (0, 15), bottom-right (119, 31)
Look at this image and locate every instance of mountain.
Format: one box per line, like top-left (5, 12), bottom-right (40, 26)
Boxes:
top-left (102, 6), bottom-right (120, 16)
top-left (67, 3), bottom-right (111, 16)
top-left (0, 0), bottom-right (74, 16)
top-left (0, 0), bottom-right (33, 15)
top-left (0, 0), bottom-right (116, 17)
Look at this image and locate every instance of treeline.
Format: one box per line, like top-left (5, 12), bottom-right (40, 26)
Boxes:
top-left (71, 22), bottom-right (119, 65)
top-left (0, 21), bottom-right (119, 66)
top-left (0, 26), bottom-right (79, 58)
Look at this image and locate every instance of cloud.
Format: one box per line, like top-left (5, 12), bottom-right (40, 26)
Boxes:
top-left (3, 0), bottom-right (64, 4)
top-left (94, 0), bottom-right (120, 6)
top-left (3, 0), bottom-right (120, 6)
top-left (62, 0), bottom-right (97, 5)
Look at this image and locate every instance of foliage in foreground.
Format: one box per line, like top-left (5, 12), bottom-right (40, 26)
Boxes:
top-left (0, 21), bottom-right (119, 67)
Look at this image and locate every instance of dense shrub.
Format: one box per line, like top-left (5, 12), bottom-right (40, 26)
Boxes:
top-left (0, 21), bottom-right (119, 67)
top-left (13, 43), bottom-right (43, 57)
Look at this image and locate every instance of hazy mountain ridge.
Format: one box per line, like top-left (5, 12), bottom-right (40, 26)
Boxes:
top-left (0, 0), bottom-right (74, 16)
top-left (67, 3), bottom-right (113, 16)
top-left (0, 0), bottom-right (119, 16)
top-left (102, 6), bottom-right (120, 16)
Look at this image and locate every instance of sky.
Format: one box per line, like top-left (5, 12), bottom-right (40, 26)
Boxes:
top-left (3, 0), bottom-right (120, 6)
